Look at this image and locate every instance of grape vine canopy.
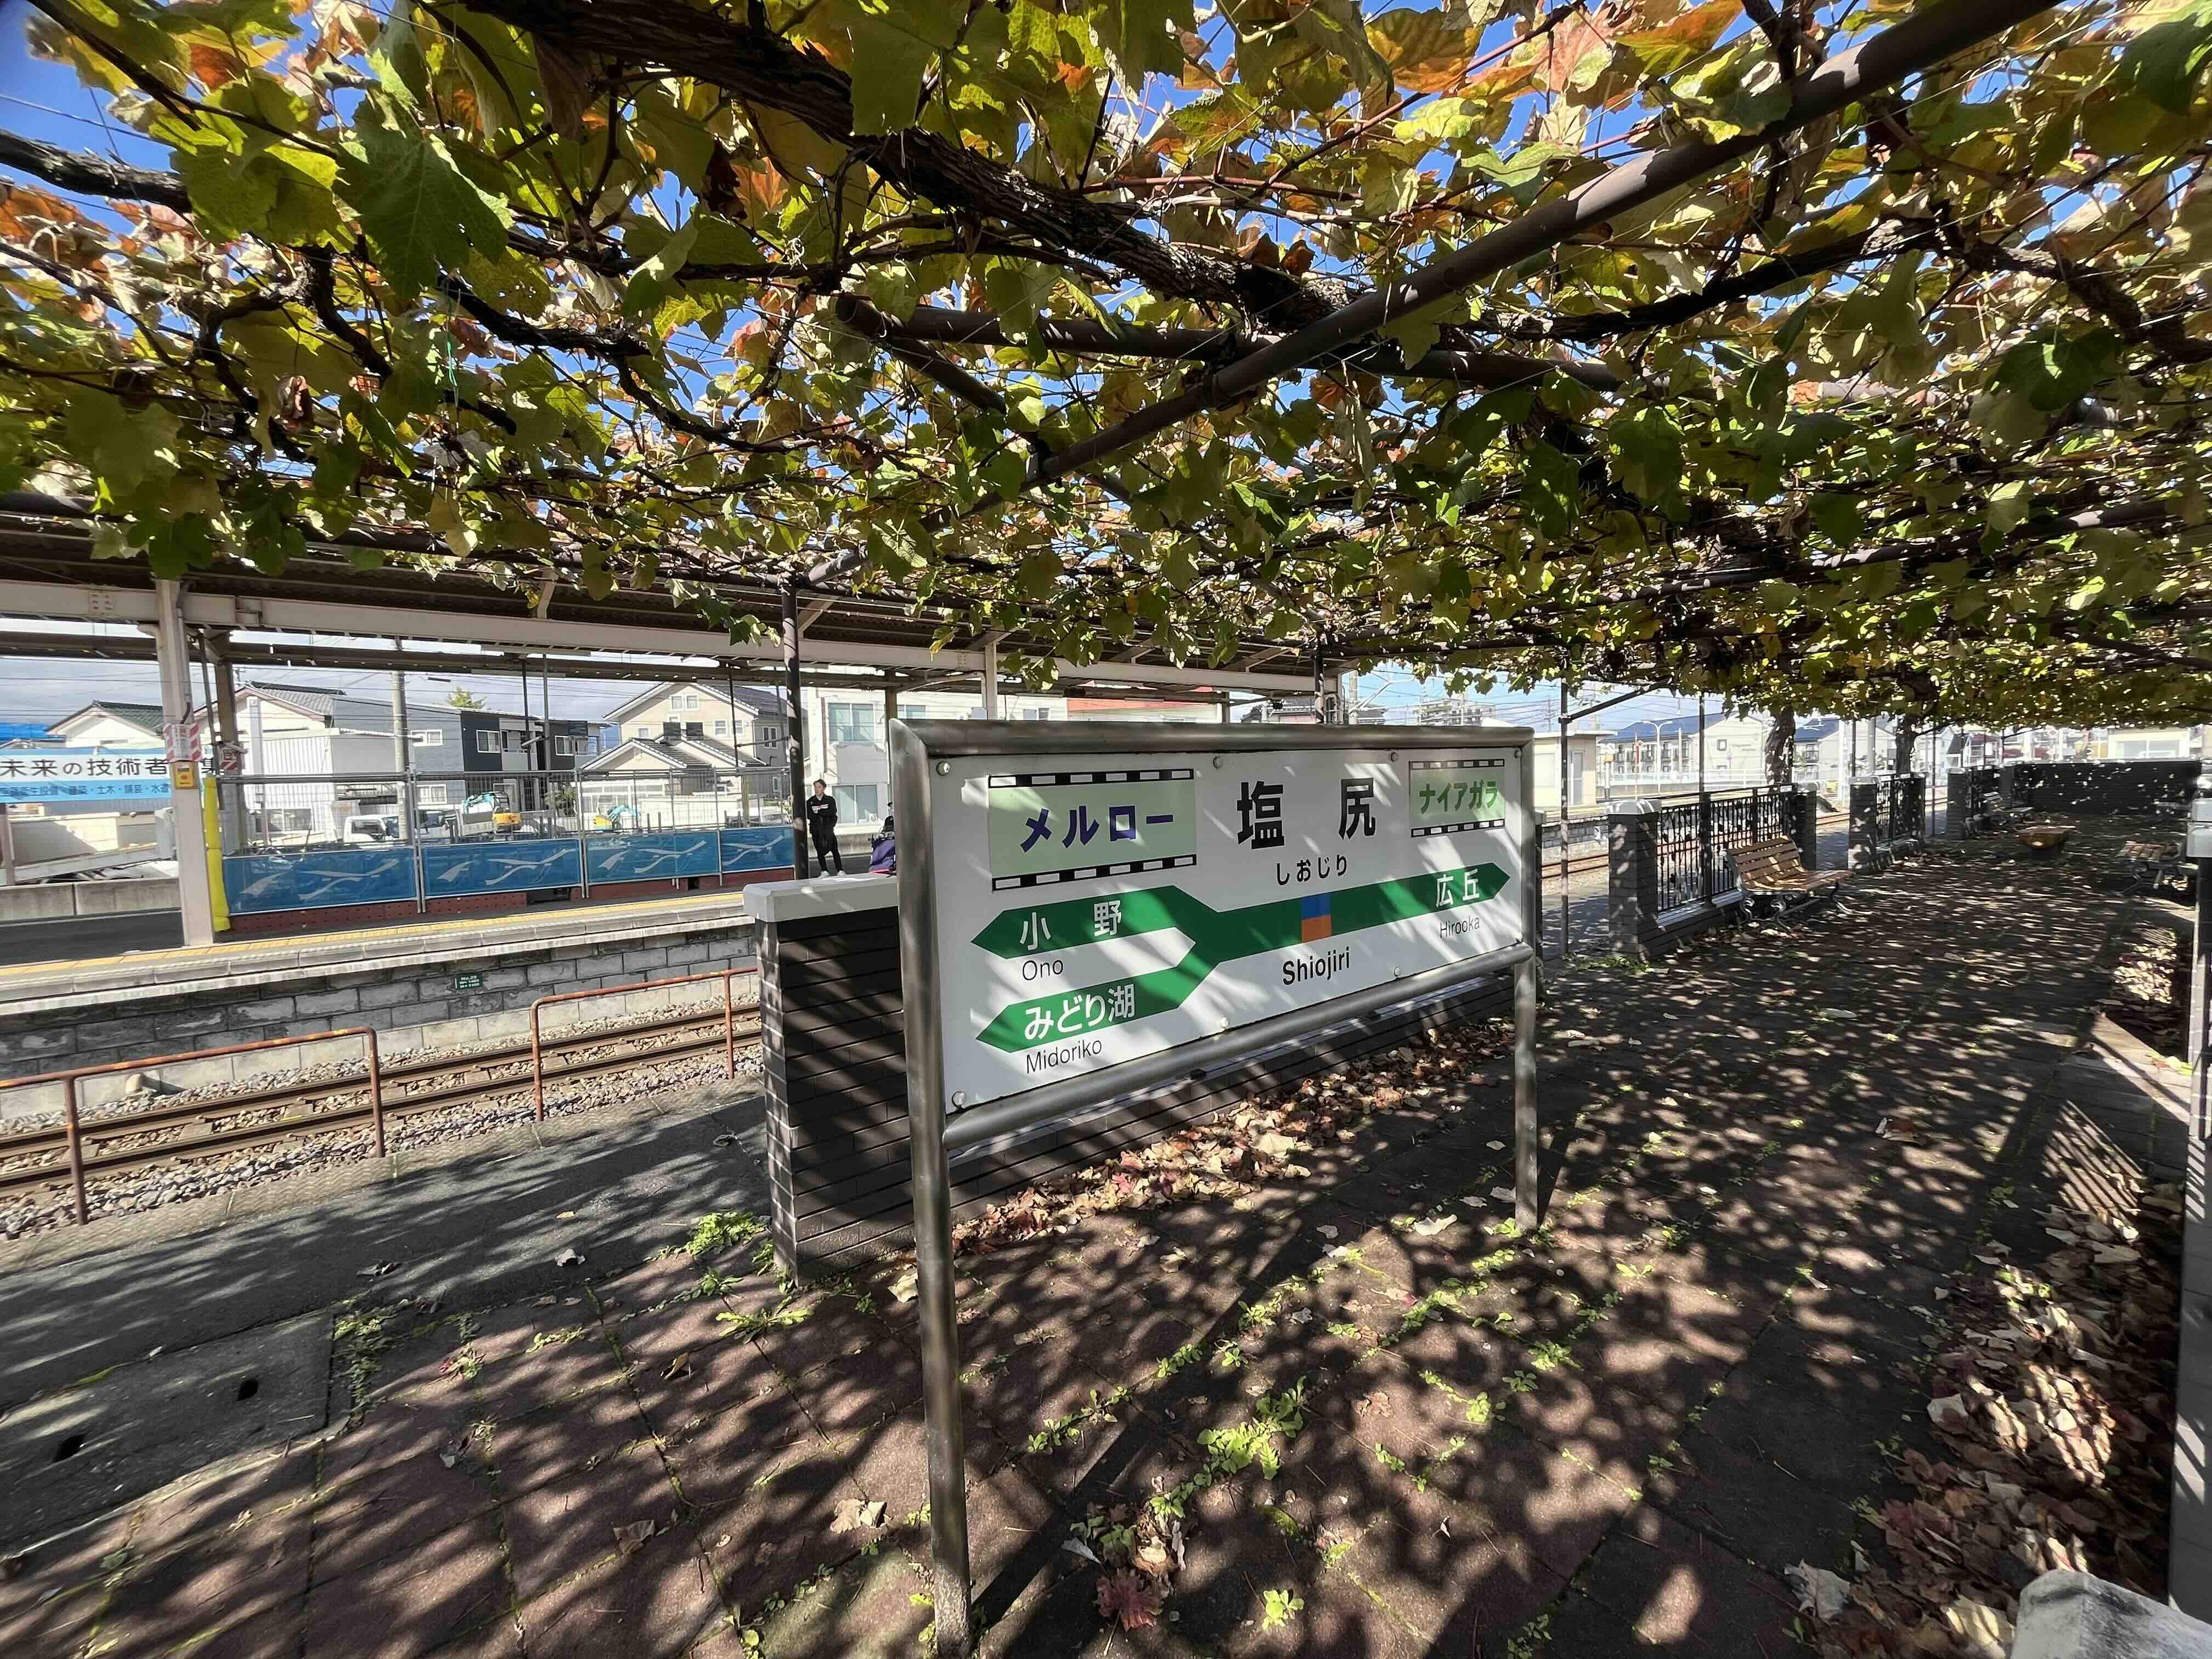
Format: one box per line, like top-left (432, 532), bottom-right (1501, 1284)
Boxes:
top-left (2, 0), bottom-right (2210, 730)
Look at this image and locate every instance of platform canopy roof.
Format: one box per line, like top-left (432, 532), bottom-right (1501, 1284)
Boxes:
top-left (1, 0), bottom-right (2210, 729)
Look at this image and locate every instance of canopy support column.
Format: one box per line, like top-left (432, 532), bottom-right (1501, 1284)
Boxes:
top-left (980, 636), bottom-right (1003, 719)
top-left (210, 633), bottom-right (246, 854)
top-left (785, 580), bottom-right (810, 878)
top-left (155, 579), bottom-right (217, 946)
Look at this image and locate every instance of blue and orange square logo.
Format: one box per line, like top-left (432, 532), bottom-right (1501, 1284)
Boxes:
top-left (1299, 892), bottom-right (1333, 943)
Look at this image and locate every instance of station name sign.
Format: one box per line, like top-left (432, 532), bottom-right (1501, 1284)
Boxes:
top-left (918, 732), bottom-right (1530, 1113)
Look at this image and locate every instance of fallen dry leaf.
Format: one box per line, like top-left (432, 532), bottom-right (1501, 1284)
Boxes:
top-left (612, 1519), bottom-right (660, 1556)
top-left (552, 1248), bottom-right (584, 1268)
top-left (1928, 1395), bottom-right (1972, 1431)
top-left (833, 1498), bottom-right (887, 1533)
top-left (1096, 1568), bottom-right (1163, 1630)
top-left (661, 1352), bottom-right (692, 1382)
top-left (357, 1261), bottom-right (397, 1278)
top-left (1787, 1562), bottom-right (1850, 1622)
top-left (891, 1267), bottom-right (919, 1303)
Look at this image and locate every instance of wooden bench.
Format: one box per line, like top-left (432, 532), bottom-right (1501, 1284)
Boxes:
top-left (2120, 840), bottom-right (2180, 891)
top-left (1731, 836), bottom-right (1848, 916)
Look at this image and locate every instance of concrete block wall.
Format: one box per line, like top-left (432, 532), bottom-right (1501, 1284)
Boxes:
top-left (0, 919), bottom-right (761, 1121)
top-left (0, 878), bottom-right (180, 926)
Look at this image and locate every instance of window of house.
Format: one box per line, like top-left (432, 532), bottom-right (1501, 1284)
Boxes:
top-left (417, 783), bottom-right (450, 805)
top-left (714, 721), bottom-right (727, 735)
top-left (1024, 708), bottom-right (1051, 720)
top-left (671, 692), bottom-right (697, 712)
top-left (899, 703), bottom-right (929, 721)
top-left (553, 735), bottom-right (582, 757)
top-left (826, 703), bottom-right (875, 744)
top-left (759, 723), bottom-right (780, 746)
top-left (476, 730), bottom-right (501, 754)
top-left (502, 730), bottom-right (528, 753)
top-left (834, 783), bottom-right (879, 820)
top-left (410, 729), bottom-right (443, 747)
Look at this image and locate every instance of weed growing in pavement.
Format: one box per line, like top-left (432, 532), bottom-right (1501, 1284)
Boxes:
top-left (331, 1303), bottom-right (397, 1423)
top-left (1024, 1386), bottom-right (1130, 1456)
top-left (716, 1298), bottom-right (810, 1338)
top-left (1505, 1609), bottom-right (1553, 1657)
top-left (681, 1209), bottom-right (766, 1259)
top-left (1196, 1382), bottom-right (1307, 1480)
top-left (1261, 1589), bottom-right (1305, 1629)
top-left (1153, 1339), bottom-right (1202, 1383)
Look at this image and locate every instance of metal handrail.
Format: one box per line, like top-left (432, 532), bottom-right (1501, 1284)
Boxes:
top-left (528, 964), bottom-right (760, 1121)
top-left (0, 1027), bottom-right (381, 1224)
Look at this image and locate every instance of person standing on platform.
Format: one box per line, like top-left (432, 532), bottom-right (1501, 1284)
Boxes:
top-left (805, 777), bottom-right (843, 874)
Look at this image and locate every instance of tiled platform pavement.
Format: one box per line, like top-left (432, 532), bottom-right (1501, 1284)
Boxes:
top-left (0, 830), bottom-right (2168, 1657)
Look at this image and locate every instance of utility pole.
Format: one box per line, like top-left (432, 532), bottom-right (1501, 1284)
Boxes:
top-left (2189, 760), bottom-right (2211, 1138)
top-left (783, 580), bottom-right (810, 878)
top-left (1558, 684), bottom-right (1570, 958)
top-left (391, 644), bottom-right (414, 837)
top-left (1697, 695), bottom-right (1707, 794)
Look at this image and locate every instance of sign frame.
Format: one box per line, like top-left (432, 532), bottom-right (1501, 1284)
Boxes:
top-left (890, 720), bottom-right (1544, 1653)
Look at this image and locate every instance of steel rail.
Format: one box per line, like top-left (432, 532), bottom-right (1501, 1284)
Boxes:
top-left (0, 1017), bottom-right (765, 1200)
top-left (0, 1004), bottom-right (751, 1163)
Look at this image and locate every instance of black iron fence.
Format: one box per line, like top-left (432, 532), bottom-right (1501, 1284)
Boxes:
top-left (1646, 787), bottom-right (1801, 912)
top-left (1612, 785), bottom-right (1815, 955)
top-left (1651, 797), bottom-right (1707, 912)
top-left (1849, 774), bottom-right (1928, 868)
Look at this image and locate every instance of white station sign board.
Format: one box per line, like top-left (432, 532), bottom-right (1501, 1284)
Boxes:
top-left (922, 737), bottom-right (1530, 1111)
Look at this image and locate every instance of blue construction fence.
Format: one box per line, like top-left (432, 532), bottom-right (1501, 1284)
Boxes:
top-left (223, 826), bottom-right (795, 916)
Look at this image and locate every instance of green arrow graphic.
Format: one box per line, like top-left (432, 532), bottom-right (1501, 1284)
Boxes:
top-left (976, 862), bottom-right (1509, 1053)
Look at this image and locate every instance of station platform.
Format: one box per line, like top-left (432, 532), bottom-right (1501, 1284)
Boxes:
top-left (0, 887), bottom-right (777, 1111)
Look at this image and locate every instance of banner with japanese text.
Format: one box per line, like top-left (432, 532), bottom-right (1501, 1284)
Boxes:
top-left (926, 740), bottom-right (1527, 1113)
top-left (0, 748), bottom-right (170, 805)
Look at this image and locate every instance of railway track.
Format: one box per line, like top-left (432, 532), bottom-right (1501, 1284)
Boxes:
top-left (0, 1007), bottom-right (763, 1199)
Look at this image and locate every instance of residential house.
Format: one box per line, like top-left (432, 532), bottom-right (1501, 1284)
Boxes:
top-left (1528, 732), bottom-right (1608, 816)
top-left (816, 686), bottom-right (1063, 827)
top-left (578, 716), bottom-right (785, 832)
top-left (43, 700), bottom-right (169, 750)
top-left (1601, 713), bottom-right (1774, 795)
top-left (600, 682), bottom-right (786, 762)
top-left (2096, 726), bottom-right (2200, 760)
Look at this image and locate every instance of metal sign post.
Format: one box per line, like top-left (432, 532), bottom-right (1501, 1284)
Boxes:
top-left (891, 721), bottom-right (1539, 1653)
top-left (2188, 759), bottom-right (2212, 1137)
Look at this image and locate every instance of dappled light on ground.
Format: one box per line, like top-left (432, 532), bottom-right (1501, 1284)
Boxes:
top-left (0, 822), bottom-right (2182, 1656)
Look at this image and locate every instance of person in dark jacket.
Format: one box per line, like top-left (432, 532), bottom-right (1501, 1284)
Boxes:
top-left (804, 777), bottom-right (843, 873)
top-left (868, 813), bottom-right (896, 876)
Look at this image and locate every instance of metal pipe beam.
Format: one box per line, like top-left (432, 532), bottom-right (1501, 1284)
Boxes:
top-left (0, 580), bottom-right (1313, 696)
